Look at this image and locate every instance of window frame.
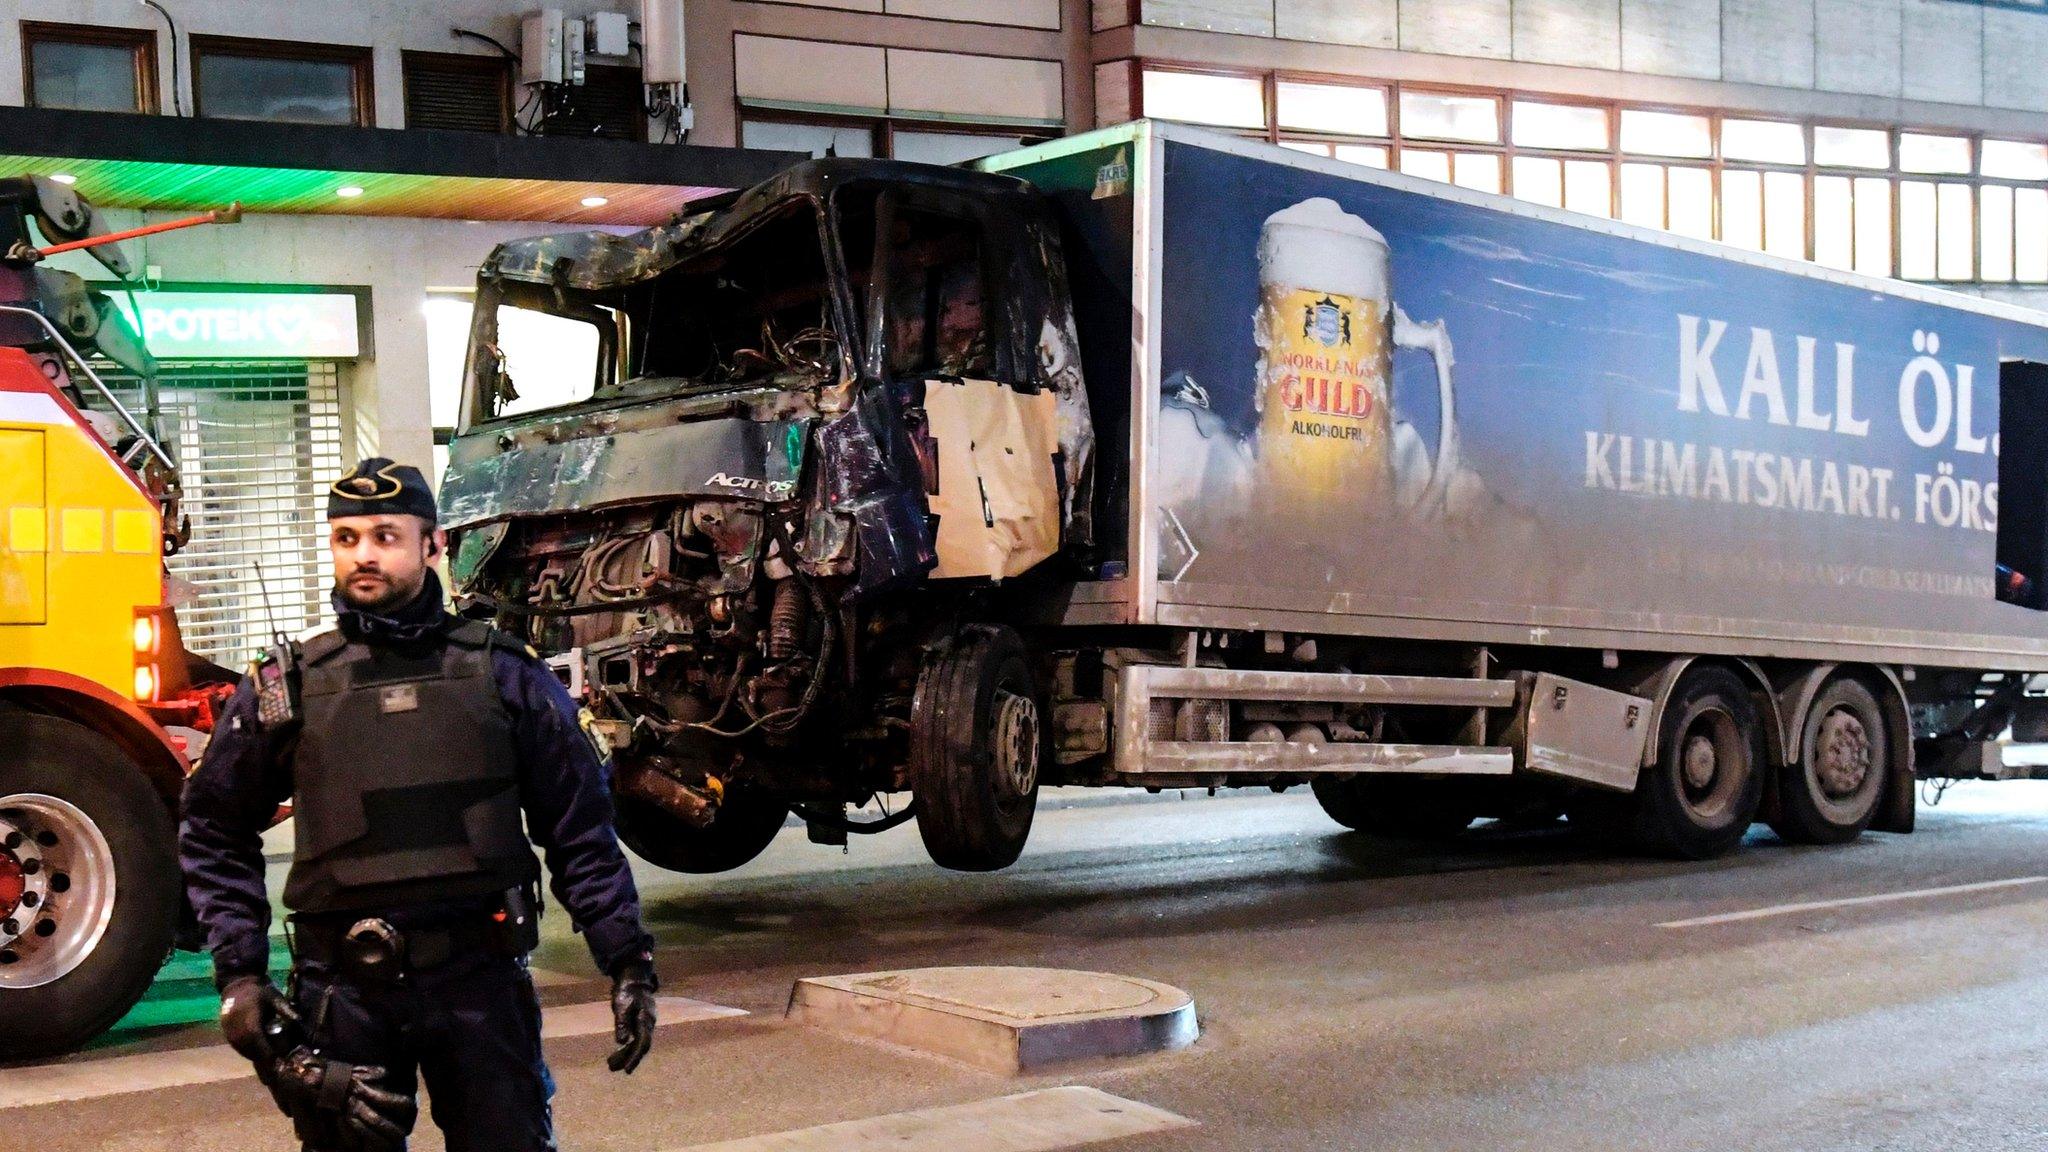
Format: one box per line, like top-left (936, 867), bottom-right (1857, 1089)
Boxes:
top-left (190, 34), bottom-right (375, 128)
top-left (401, 49), bottom-right (512, 134)
top-left (738, 107), bottom-right (1055, 161)
top-left (22, 21), bottom-right (159, 114)
top-left (1134, 61), bottom-right (2048, 286)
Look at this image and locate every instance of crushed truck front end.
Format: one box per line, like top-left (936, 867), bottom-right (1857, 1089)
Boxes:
top-left (443, 158), bottom-right (1096, 872)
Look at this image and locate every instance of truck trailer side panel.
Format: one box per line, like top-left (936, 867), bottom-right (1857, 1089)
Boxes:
top-left (990, 124), bottom-right (2048, 671)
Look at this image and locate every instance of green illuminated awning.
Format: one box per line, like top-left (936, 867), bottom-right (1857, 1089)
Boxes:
top-left (0, 106), bottom-right (798, 226)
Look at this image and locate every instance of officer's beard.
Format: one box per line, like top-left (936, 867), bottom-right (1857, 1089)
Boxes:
top-left (338, 565), bottom-right (426, 615)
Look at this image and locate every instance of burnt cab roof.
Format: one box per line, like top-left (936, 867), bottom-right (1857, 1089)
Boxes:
top-left (480, 157), bottom-right (1041, 293)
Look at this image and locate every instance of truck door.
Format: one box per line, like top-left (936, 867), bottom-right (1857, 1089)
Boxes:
top-left (859, 190), bottom-right (1062, 580)
top-left (0, 427), bottom-right (46, 624)
top-left (1998, 360), bottom-right (2048, 608)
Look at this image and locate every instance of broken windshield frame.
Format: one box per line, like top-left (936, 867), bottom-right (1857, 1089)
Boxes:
top-left (457, 195), bottom-right (862, 432)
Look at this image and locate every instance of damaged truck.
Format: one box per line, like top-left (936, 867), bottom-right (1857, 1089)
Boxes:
top-left (440, 121), bottom-right (2048, 875)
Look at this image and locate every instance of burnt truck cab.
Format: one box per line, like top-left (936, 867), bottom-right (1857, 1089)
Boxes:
top-left (441, 158), bottom-right (1095, 871)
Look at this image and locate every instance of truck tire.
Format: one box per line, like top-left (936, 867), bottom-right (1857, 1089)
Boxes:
top-left (1311, 777), bottom-right (1475, 839)
top-left (0, 708), bottom-right (178, 1061)
top-left (909, 625), bottom-right (1041, 872)
top-left (615, 788), bottom-right (787, 874)
top-left (1629, 667), bottom-right (1764, 860)
top-left (1770, 677), bottom-right (1887, 845)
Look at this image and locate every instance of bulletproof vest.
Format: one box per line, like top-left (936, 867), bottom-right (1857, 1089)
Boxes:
top-left (282, 619), bottom-right (539, 915)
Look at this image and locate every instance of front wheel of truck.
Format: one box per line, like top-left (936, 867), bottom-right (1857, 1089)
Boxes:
top-left (909, 625), bottom-right (1042, 872)
top-left (0, 707), bottom-right (179, 1062)
top-left (615, 788), bottom-right (788, 875)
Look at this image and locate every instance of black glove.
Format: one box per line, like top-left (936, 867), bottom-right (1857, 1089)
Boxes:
top-left (607, 958), bottom-right (658, 1074)
top-left (219, 973), bottom-right (294, 1063)
top-left (273, 1047), bottom-right (417, 1152)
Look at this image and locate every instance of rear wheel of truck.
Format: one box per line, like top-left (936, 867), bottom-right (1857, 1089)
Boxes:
top-left (1770, 677), bottom-right (1887, 845)
top-left (909, 625), bottom-right (1041, 872)
top-left (0, 708), bottom-right (178, 1061)
top-left (1311, 777), bottom-right (1476, 839)
top-left (1629, 667), bottom-right (1764, 860)
top-left (615, 788), bottom-right (788, 874)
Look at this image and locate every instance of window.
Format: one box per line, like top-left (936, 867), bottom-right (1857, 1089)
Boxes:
top-left (1278, 81), bottom-right (1387, 137)
top-left (880, 207), bottom-right (993, 380)
top-left (1619, 110), bottom-right (1711, 158)
top-left (1138, 64), bottom-right (2048, 285)
top-left (403, 51), bottom-right (510, 134)
top-left (1982, 140), bottom-right (2048, 182)
top-left (745, 119), bottom-right (877, 159)
top-left (534, 63), bottom-right (644, 141)
top-left (490, 307), bottom-right (604, 418)
top-left (1900, 133), bottom-right (1972, 175)
top-left (889, 130), bottom-right (1037, 167)
top-left (1398, 91), bottom-right (1498, 144)
top-left (741, 115), bottom-right (1045, 164)
top-left (193, 36), bottom-right (372, 126)
top-left (1142, 70), bottom-right (1265, 130)
top-left (1721, 119), bottom-right (1805, 165)
top-left (1816, 126), bottom-right (1889, 169)
top-left (23, 23), bottom-right (156, 113)
top-left (1512, 101), bottom-right (1607, 151)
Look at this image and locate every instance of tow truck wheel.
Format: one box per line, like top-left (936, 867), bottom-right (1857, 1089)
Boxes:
top-left (615, 788), bottom-right (787, 875)
top-left (909, 625), bottom-right (1042, 872)
top-left (1770, 678), bottom-right (1887, 845)
top-left (1629, 667), bottom-right (1765, 860)
top-left (0, 708), bottom-right (178, 1061)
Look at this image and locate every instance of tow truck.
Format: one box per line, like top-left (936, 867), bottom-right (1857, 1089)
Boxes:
top-left (0, 178), bottom-right (239, 1059)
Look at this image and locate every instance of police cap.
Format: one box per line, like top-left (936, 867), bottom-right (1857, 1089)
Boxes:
top-left (327, 458), bottom-right (437, 524)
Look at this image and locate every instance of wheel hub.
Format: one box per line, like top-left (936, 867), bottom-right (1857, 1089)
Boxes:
top-left (1815, 708), bottom-right (1872, 797)
top-left (1682, 733), bottom-right (1719, 791)
top-left (0, 795), bottom-right (114, 989)
top-left (991, 689), bottom-right (1041, 798)
top-left (0, 845), bottom-right (21, 922)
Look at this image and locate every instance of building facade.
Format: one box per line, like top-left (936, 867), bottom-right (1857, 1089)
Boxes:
top-left (1, 0), bottom-right (2043, 656)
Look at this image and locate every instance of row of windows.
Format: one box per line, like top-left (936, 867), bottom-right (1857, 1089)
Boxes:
top-left (19, 22), bottom-right (643, 139)
top-left (739, 115), bottom-right (1049, 166)
top-left (1141, 67), bottom-right (2048, 285)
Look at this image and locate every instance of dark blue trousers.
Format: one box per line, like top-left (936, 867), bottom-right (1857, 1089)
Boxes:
top-left (292, 954), bottom-right (557, 1152)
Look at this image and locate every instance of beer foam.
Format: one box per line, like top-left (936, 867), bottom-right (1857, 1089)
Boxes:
top-left (1258, 197), bottom-right (1388, 303)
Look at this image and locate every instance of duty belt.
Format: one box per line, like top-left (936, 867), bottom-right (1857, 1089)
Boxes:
top-left (289, 915), bottom-right (508, 980)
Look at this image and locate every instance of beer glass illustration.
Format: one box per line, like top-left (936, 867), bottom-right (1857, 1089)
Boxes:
top-left (1253, 198), bottom-right (1459, 518)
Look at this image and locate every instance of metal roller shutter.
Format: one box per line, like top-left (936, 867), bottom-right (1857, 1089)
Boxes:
top-left (116, 362), bottom-right (346, 663)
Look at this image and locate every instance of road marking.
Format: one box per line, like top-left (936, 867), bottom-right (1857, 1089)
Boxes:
top-left (669, 1086), bottom-right (1195, 1152)
top-left (1657, 876), bottom-right (2048, 929)
top-left (0, 997), bottom-right (746, 1112)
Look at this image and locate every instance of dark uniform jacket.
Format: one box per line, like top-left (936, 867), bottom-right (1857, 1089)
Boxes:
top-left (179, 572), bottom-right (653, 986)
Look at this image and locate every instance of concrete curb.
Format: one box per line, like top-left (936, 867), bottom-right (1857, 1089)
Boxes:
top-left (787, 966), bottom-right (1198, 1074)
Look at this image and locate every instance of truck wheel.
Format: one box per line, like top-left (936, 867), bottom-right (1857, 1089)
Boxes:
top-left (1770, 678), bottom-right (1887, 845)
top-left (910, 625), bottom-right (1041, 872)
top-left (1629, 667), bottom-right (1764, 860)
top-left (615, 789), bottom-right (787, 874)
top-left (0, 709), bottom-right (178, 1061)
top-left (1311, 777), bottom-right (1475, 839)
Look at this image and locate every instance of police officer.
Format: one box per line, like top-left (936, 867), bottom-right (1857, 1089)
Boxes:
top-left (180, 458), bottom-right (658, 1152)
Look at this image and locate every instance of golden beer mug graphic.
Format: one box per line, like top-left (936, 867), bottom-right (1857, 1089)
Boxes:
top-left (1253, 198), bottom-right (1458, 517)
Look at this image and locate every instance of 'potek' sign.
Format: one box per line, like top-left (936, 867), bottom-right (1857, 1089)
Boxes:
top-left (110, 290), bottom-right (361, 360)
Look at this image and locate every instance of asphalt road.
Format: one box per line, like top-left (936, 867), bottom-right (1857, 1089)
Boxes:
top-left (14, 782), bottom-right (2048, 1151)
